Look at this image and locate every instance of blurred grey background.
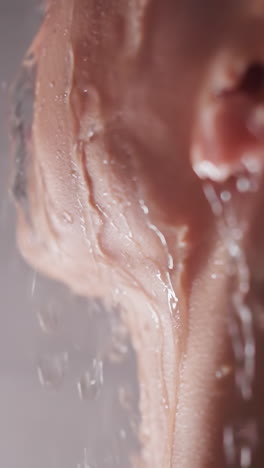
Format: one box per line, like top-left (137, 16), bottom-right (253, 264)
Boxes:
top-left (0, 2), bottom-right (140, 467)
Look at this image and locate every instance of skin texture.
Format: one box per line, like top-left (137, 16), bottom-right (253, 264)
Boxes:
top-left (10, 1), bottom-right (264, 466)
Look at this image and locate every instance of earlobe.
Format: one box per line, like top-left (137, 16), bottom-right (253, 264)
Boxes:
top-left (191, 57), bottom-right (264, 182)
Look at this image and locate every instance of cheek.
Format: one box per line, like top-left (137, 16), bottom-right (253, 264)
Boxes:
top-left (12, 0), bottom-right (223, 298)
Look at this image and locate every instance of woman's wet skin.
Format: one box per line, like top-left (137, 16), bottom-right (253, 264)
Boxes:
top-left (10, 1), bottom-right (264, 466)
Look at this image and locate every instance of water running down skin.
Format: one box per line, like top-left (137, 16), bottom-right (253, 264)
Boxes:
top-left (10, 1), bottom-right (264, 466)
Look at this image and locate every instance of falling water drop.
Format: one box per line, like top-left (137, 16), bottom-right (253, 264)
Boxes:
top-left (223, 426), bottom-right (236, 465)
top-left (118, 385), bottom-right (133, 412)
top-left (203, 179), bottom-right (258, 465)
top-left (203, 183), bottom-right (223, 216)
top-left (220, 190), bottom-right (232, 203)
top-left (236, 177), bottom-right (252, 193)
top-left (31, 271), bottom-right (37, 296)
top-left (37, 301), bottom-right (62, 334)
top-left (139, 199), bottom-right (149, 215)
top-left (108, 334), bottom-right (128, 363)
top-left (79, 448), bottom-right (97, 468)
top-left (119, 429), bottom-right (127, 440)
top-left (240, 446), bottom-right (252, 468)
top-left (37, 352), bottom-right (69, 388)
top-left (1, 80), bottom-right (7, 91)
top-left (77, 358), bottom-right (103, 400)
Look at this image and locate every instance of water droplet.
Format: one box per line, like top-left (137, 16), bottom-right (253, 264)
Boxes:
top-left (37, 302), bottom-right (62, 334)
top-left (203, 183), bottom-right (223, 216)
top-left (161, 396), bottom-right (169, 410)
top-left (24, 51), bottom-right (35, 65)
top-left (80, 448), bottom-right (96, 468)
top-left (119, 429), bottom-right (127, 440)
top-left (238, 420), bottom-right (258, 450)
top-left (169, 296), bottom-right (177, 311)
top-left (62, 210), bottom-right (74, 224)
top-left (49, 81), bottom-right (55, 88)
top-left (223, 426), bottom-right (236, 465)
top-left (77, 359), bottom-right (103, 400)
top-left (215, 364), bottom-right (232, 380)
top-left (236, 370), bottom-right (253, 401)
top-left (31, 271), bottom-right (37, 296)
top-left (168, 254), bottom-right (174, 270)
top-left (108, 334), bottom-right (128, 363)
top-left (228, 241), bottom-right (241, 258)
top-left (240, 446), bottom-right (252, 468)
top-left (139, 199), bottom-right (149, 215)
top-left (37, 352), bottom-right (69, 388)
top-left (87, 129), bottom-right (95, 140)
top-left (118, 386), bottom-right (133, 411)
top-left (236, 177), bottom-right (251, 193)
top-left (1, 81), bottom-right (7, 91)
top-left (242, 155), bottom-right (261, 174)
top-left (71, 168), bottom-right (79, 180)
top-left (220, 190), bottom-right (231, 203)
top-left (147, 304), bottom-right (160, 329)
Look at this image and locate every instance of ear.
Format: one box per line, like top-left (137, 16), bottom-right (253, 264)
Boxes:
top-left (191, 55), bottom-right (264, 182)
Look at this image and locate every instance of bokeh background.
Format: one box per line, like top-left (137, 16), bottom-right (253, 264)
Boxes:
top-left (0, 2), bottom-right (140, 467)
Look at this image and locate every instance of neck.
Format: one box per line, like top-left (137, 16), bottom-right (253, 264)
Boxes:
top-left (107, 227), bottom-right (235, 467)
